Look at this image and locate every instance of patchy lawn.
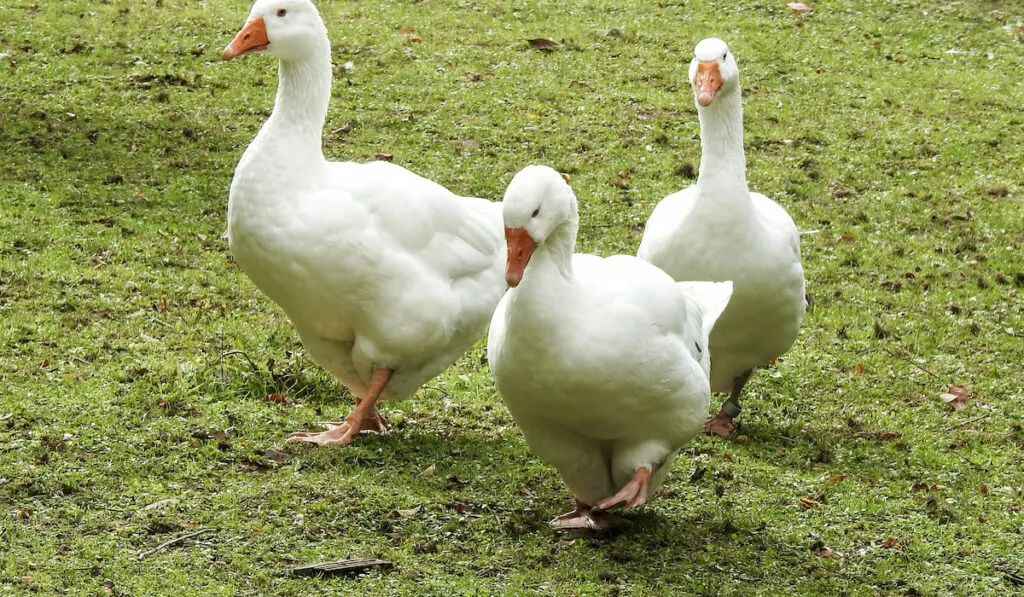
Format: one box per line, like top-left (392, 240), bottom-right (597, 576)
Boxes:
top-left (1, 0), bottom-right (1022, 594)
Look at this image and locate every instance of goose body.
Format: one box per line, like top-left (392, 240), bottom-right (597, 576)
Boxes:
top-left (638, 38), bottom-right (806, 436)
top-left (222, 0), bottom-right (505, 445)
top-left (488, 166), bottom-right (732, 528)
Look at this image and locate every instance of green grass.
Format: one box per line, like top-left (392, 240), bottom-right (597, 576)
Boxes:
top-left (2, 0), bottom-right (1023, 594)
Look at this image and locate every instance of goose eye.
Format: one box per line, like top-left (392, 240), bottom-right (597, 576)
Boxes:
top-left (276, 8), bottom-right (287, 17)
top-left (722, 51), bottom-right (727, 60)
top-left (531, 208), bottom-right (540, 218)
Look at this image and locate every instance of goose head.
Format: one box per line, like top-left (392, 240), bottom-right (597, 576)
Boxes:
top-left (502, 166), bottom-right (577, 287)
top-left (222, 0), bottom-right (327, 62)
top-left (688, 37), bottom-right (740, 108)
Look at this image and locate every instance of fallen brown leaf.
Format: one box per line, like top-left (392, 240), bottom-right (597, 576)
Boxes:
top-left (420, 463), bottom-right (436, 477)
top-left (940, 384), bottom-right (970, 411)
top-left (17, 507), bottom-right (32, 519)
top-left (396, 506), bottom-right (421, 518)
top-left (526, 38), bottom-right (559, 52)
top-left (408, 35), bottom-right (422, 43)
top-left (799, 497), bottom-right (822, 509)
top-left (880, 536), bottom-right (899, 549)
top-left (264, 393), bottom-right (288, 404)
top-left (263, 448), bottom-right (295, 463)
top-left (375, 153), bottom-right (394, 162)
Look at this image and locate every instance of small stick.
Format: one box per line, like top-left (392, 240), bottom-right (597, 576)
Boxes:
top-left (942, 413), bottom-right (989, 432)
top-left (882, 348), bottom-right (940, 379)
top-left (138, 528), bottom-right (212, 560)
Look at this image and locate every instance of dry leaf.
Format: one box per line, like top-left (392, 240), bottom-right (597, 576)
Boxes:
top-left (264, 393), bottom-right (287, 404)
top-left (787, 2), bottom-right (812, 12)
top-left (263, 448), bottom-right (295, 463)
top-left (826, 474), bottom-right (847, 484)
top-left (799, 497), bottom-right (822, 509)
top-left (420, 464), bottom-right (436, 477)
top-left (940, 384), bottom-right (970, 411)
top-left (399, 27), bottom-right (414, 34)
top-left (880, 537), bottom-right (899, 549)
top-left (838, 234), bottom-right (854, 243)
top-left (877, 431), bottom-right (900, 440)
top-left (408, 35), bottom-right (422, 43)
top-left (447, 501), bottom-right (474, 514)
top-left (609, 172), bottom-right (630, 189)
top-left (526, 38), bottom-right (559, 52)
top-left (375, 153), bottom-right (394, 162)
top-left (17, 507), bottom-right (32, 519)
top-left (854, 363), bottom-right (864, 374)
top-left (396, 506), bottom-right (421, 518)
top-left (466, 72), bottom-right (482, 81)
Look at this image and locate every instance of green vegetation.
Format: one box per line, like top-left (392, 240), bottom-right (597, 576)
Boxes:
top-left (2, 0), bottom-right (1022, 594)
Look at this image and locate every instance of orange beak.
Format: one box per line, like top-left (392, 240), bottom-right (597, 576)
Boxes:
top-left (222, 16), bottom-right (269, 61)
top-left (693, 61), bottom-right (722, 107)
top-left (504, 227), bottom-right (536, 288)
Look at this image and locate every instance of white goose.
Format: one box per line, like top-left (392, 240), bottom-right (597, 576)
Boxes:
top-left (488, 166), bottom-right (733, 529)
top-left (221, 0), bottom-right (505, 446)
top-left (638, 38), bottom-right (806, 436)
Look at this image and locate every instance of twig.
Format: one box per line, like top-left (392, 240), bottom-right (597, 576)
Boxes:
top-left (839, 347), bottom-right (877, 373)
top-left (882, 348), bottom-right (939, 379)
top-left (293, 558), bottom-right (393, 577)
top-left (147, 316), bottom-right (173, 329)
top-left (951, 449), bottom-right (989, 473)
top-left (942, 413), bottom-right (989, 432)
top-left (420, 384), bottom-right (452, 402)
top-left (215, 350), bottom-right (263, 373)
top-left (137, 528), bottom-right (212, 560)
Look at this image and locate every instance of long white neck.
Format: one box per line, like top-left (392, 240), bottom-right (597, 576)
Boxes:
top-left (250, 41), bottom-right (332, 165)
top-left (695, 88), bottom-right (750, 202)
top-left (513, 216), bottom-right (579, 299)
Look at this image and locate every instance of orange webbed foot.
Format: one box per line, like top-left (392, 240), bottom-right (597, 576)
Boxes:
top-left (703, 411), bottom-right (735, 437)
top-left (596, 467), bottom-right (651, 512)
top-left (550, 500), bottom-right (632, 530)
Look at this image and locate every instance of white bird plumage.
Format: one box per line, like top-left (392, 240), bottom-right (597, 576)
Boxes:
top-left (222, 0), bottom-right (505, 446)
top-left (488, 165), bottom-right (733, 529)
top-left (638, 38), bottom-right (806, 436)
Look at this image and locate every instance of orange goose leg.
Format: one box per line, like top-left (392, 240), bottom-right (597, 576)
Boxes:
top-left (287, 368), bottom-right (393, 447)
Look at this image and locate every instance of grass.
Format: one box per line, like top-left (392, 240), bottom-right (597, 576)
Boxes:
top-left (2, 0), bottom-right (1023, 594)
